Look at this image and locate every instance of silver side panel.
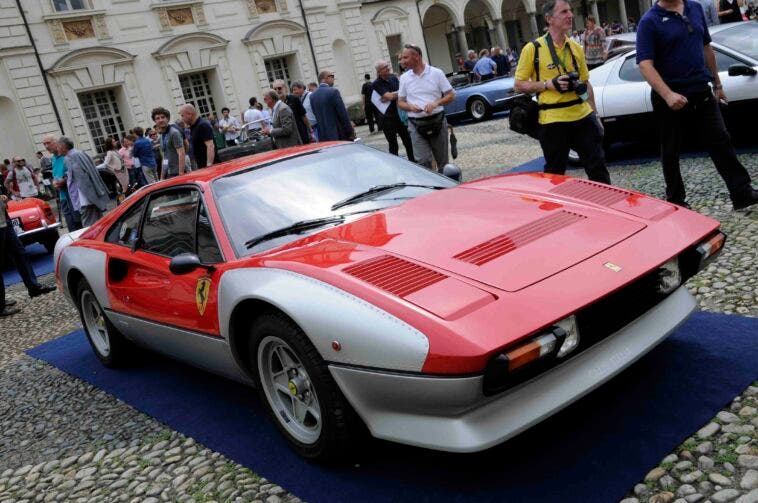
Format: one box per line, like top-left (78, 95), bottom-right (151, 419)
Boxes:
top-left (218, 268), bottom-right (430, 372)
top-left (57, 245), bottom-right (109, 308)
top-left (106, 310), bottom-right (253, 385)
top-left (330, 286), bottom-right (697, 453)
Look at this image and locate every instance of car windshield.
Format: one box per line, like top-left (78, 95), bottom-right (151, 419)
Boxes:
top-left (212, 143), bottom-right (457, 256)
top-left (712, 22), bottom-right (758, 61)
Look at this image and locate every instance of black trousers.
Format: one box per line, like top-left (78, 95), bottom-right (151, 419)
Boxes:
top-left (382, 116), bottom-right (415, 163)
top-left (0, 223), bottom-right (42, 308)
top-left (538, 114), bottom-right (611, 184)
top-left (364, 104), bottom-right (376, 132)
top-left (652, 88), bottom-right (753, 205)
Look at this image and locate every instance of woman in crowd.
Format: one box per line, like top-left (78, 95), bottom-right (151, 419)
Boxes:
top-left (103, 136), bottom-right (128, 202)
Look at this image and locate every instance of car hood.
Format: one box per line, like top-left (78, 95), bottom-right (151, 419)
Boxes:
top-left (309, 175), bottom-right (662, 293)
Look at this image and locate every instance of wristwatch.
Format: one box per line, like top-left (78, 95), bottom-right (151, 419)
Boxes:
top-left (543, 80), bottom-right (548, 91)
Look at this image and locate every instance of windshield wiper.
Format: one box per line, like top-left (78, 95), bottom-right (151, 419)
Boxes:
top-left (245, 216), bottom-right (345, 249)
top-left (330, 183), bottom-right (447, 211)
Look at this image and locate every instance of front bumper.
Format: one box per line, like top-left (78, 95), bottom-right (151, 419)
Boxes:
top-left (329, 286), bottom-right (696, 453)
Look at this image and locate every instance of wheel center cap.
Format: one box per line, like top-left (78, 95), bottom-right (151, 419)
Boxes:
top-left (288, 381), bottom-right (298, 395)
top-left (288, 375), bottom-right (307, 396)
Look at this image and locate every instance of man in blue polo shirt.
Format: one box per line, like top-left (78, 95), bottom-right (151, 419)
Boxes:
top-left (42, 134), bottom-right (81, 231)
top-left (636, 0), bottom-right (757, 211)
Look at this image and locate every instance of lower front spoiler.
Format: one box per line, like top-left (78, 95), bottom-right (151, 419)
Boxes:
top-left (329, 286), bottom-right (696, 453)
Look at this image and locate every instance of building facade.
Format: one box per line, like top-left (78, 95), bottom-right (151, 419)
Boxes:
top-left (1, 0), bottom-right (646, 160)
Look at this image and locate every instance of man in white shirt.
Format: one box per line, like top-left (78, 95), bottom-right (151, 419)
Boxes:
top-left (218, 107), bottom-right (241, 146)
top-left (242, 97), bottom-right (264, 133)
top-left (4, 157), bottom-right (39, 199)
top-left (398, 44), bottom-right (456, 171)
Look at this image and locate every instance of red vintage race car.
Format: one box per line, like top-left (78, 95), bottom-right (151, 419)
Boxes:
top-left (54, 142), bottom-right (725, 461)
top-left (8, 197), bottom-right (61, 253)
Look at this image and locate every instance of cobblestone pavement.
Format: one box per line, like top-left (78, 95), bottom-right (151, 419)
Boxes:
top-left (1, 118), bottom-right (756, 503)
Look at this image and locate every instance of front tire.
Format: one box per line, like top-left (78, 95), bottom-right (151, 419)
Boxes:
top-left (468, 97), bottom-right (491, 121)
top-left (249, 312), bottom-right (360, 461)
top-left (76, 280), bottom-right (132, 367)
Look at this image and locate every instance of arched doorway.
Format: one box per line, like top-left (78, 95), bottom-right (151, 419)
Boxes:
top-left (422, 4), bottom-right (457, 73)
top-left (0, 97), bottom-right (35, 162)
top-left (464, 0), bottom-right (496, 53)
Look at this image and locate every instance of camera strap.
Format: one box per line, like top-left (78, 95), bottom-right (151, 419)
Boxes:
top-left (545, 33), bottom-right (579, 74)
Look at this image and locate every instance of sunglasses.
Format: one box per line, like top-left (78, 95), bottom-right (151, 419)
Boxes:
top-left (14, 160), bottom-right (25, 164)
top-left (274, 86), bottom-right (284, 90)
top-left (327, 74), bottom-right (335, 78)
top-left (680, 14), bottom-right (693, 33)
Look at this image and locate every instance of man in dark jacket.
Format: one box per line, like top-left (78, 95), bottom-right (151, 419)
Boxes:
top-left (309, 70), bottom-right (355, 141)
top-left (361, 73), bottom-right (377, 133)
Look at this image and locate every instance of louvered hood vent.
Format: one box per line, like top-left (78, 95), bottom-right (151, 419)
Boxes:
top-left (343, 255), bottom-right (447, 297)
top-left (549, 179), bottom-right (632, 206)
top-left (454, 211), bottom-right (587, 266)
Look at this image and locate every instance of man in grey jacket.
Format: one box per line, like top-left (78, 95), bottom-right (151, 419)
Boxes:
top-left (261, 90), bottom-right (302, 149)
top-left (58, 137), bottom-right (111, 227)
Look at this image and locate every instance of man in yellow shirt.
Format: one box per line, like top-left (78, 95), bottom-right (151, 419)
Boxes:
top-left (514, 0), bottom-right (610, 184)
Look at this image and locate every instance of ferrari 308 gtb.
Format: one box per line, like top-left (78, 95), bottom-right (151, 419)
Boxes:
top-left (55, 142), bottom-right (725, 460)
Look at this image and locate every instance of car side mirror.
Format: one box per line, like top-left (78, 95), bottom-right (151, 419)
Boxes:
top-left (442, 163), bottom-right (462, 182)
top-left (727, 64), bottom-right (757, 77)
top-left (169, 253), bottom-right (214, 275)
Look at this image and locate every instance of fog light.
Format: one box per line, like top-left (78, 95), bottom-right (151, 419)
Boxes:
top-left (658, 258), bottom-right (681, 294)
top-left (555, 315), bottom-right (580, 358)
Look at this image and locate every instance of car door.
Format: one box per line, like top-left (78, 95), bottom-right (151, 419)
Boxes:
top-left (711, 46), bottom-right (758, 137)
top-left (105, 186), bottom-right (224, 337)
top-left (601, 54), bottom-right (653, 144)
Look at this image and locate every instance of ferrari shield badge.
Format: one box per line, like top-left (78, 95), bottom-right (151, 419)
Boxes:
top-left (196, 276), bottom-right (212, 316)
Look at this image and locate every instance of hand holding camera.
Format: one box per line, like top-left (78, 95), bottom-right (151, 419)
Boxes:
top-left (551, 72), bottom-right (589, 101)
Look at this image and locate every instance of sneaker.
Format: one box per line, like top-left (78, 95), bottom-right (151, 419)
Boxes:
top-left (0, 306), bottom-right (20, 317)
top-left (733, 188), bottom-right (758, 211)
top-left (29, 284), bottom-right (56, 298)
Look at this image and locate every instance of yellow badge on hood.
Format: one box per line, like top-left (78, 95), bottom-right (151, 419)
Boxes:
top-left (196, 277), bottom-right (212, 316)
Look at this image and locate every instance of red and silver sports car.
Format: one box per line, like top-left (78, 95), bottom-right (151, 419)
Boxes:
top-left (55, 142), bottom-right (725, 460)
top-left (8, 197), bottom-right (61, 253)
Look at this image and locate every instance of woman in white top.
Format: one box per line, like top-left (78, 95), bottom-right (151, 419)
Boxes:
top-left (104, 137), bottom-right (128, 199)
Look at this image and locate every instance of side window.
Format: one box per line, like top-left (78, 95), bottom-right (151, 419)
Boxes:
top-left (197, 203), bottom-right (223, 263)
top-left (714, 49), bottom-right (742, 73)
top-left (619, 57), bottom-right (645, 82)
top-left (106, 199), bottom-right (145, 247)
top-left (141, 189), bottom-right (199, 257)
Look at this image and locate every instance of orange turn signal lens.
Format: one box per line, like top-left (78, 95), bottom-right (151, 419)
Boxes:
top-left (505, 334), bottom-right (557, 372)
top-left (696, 232), bottom-right (725, 262)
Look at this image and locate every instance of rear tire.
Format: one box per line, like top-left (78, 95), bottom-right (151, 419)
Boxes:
top-left (76, 279), bottom-right (133, 367)
top-left (249, 311), bottom-right (361, 461)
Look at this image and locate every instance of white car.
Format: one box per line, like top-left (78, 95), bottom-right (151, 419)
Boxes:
top-left (583, 22), bottom-right (758, 160)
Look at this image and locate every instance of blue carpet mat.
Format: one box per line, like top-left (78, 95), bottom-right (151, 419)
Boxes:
top-left (27, 311), bottom-right (757, 502)
top-left (2, 243), bottom-right (55, 287)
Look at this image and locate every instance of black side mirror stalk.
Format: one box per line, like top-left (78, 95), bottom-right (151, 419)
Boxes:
top-left (727, 64), bottom-right (758, 77)
top-left (169, 253), bottom-right (216, 275)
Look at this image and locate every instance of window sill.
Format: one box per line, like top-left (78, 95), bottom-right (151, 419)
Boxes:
top-left (42, 9), bottom-right (105, 21)
top-left (150, 0), bottom-right (202, 10)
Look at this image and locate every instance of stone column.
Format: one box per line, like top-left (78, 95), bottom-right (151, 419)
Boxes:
top-left (618, 0), bottom-right (629, 29)
top-left (494, 18), bottom-right (510, 49)
top-left (527, 12), bottom-right (539, 39)
top-left (589, 0), bottom-right (600, 21)
top-left (455, 26), bottom-right (469, 55)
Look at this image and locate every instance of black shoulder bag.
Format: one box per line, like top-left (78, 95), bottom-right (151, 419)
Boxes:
top-left (509, 40), bottom-right (542, 139)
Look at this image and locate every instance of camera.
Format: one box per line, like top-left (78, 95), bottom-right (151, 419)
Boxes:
top-left (564, 72), bottom-right (589, 101)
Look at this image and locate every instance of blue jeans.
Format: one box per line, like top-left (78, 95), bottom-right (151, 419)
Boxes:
top-left (60, 196), bottom-right (82, 232)
top-left (0, 224), bottom-right (41, 293)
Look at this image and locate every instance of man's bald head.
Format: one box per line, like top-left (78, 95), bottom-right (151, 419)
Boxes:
top-left (179, 104), bottom-right (198, 125)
